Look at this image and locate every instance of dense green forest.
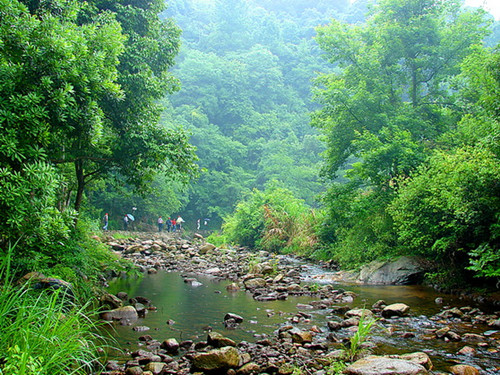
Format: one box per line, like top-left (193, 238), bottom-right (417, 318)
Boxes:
top-left (0, 0), bottom-right (498, 373)
top-left (0, 0), bottom-right (197, 276)
top-left (311, 0), bottom-right (500, 286)
top-left (1, 0), bottom-right (499, 288)
top-left (155, 0), bottom-right (499, 287)
top-left (92, 0), bottom-right (352, 226)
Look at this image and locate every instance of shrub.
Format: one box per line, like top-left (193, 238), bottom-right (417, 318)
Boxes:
top-left (390, 147), bottom-right (500, 275)
top-left (0, 162), bottom-right (77, 273)
top-left (317, 182), bottom-right (399, 268)
top-left (221, 182), bottom-right (319, 255)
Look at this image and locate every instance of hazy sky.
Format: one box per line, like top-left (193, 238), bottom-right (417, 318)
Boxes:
top-left (349, 0), bottom-right (500, 20)
top-left (196, 0), bottom-right (499, 20)
top-left (462, 0), bottom-right (498, 19)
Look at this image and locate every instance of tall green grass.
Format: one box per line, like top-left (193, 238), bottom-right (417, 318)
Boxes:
top-left (344, 313), bottom-right (377, 361)
top-left (0, 246), bottom-right (107, 375)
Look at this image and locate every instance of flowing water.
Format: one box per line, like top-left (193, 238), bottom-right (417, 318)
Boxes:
top-left (104, 260), bottom-right (500, 373)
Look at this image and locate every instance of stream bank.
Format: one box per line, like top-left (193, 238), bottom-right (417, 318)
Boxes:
top-left (98, 232), bottom-right (500, 375)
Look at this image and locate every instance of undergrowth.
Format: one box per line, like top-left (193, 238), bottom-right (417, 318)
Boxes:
top-left (0, 245), bottom-right (111, 375)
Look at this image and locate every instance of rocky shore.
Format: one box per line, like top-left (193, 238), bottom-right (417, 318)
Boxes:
top-left (98, 233), bottom-right (500, 375)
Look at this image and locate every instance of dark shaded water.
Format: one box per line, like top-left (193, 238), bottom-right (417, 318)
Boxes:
top-left (104, 265), bottom-right (500, 373)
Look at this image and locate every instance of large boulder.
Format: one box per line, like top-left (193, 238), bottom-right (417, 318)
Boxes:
top-left (345, 356), bottom-right (428, 375)
top-left (100, 306), bottom-right (138, 322)
top-left (224, 313), bottom-right (244, 323)
top-left (125, 366), bottom-right (143, 375)
top-left (382, 303), bottom-right (410, 318)
top-left (387, 352), bottom-right (433, 370)
top-left (357, 256), bottom-right (428, 285)
top-left (124, 244), bottom-right (145, 254)
top-left (345, 308), bottom-right (374, 319)
top-left (160, 338), bottom-right (179, 354)
top-left (289, 328), bottom-right (313, 344)
top-left (226, 283), bottom-right (240, 292)
top-left (144, 362), bottom-right (165, 374)
top-left (100, 292), bottom-right (123, 309)
top-left (17, 272), bottom-right (46, 284)
top-left (399, 353), bottom-right (432, 370)
top-left (191, 346), bottom-right (241, 372)
top-left (237, 362), bottom-right (261, 375)
top-left (109, 242), bottom-right (126, 251)
top-left (31, 277), bottom-right (75, 301)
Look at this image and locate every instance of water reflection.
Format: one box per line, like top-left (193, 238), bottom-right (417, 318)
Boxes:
top-left (104, 270), bottom-right (500, 373)
top-left (106, 272), bottom-right (319, 346)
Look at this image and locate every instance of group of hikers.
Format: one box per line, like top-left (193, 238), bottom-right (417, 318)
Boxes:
top-left (102, 213), bottom-right (185, 232)
top-left (157, 215), bottom-right (184, 232)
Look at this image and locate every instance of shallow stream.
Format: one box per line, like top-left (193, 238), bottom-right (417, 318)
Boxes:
top-left (104, 260), bottom-right (500, 373)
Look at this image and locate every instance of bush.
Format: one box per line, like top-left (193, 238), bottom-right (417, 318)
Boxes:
top-left (1, 214), bottom-right (132, 301)
top-left (317, 182), bottom-right (399, 268)
top-left (221, 182), bottom-right (320, 255)
top-left (390, 147), bottom-right (500, 276)
top-left (42, 218), bottom-right (134, 300)
top-left (467, 244), bottom-right (500, 282)
top-left (0, 162), bottom-right (77, 273)
top-left (206, 231), bottom-right (231, 248)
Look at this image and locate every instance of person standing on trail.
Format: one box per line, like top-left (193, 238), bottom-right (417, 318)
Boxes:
top-left (103, 213), bottom-right (109, 231)
top-left (166, 217), bottom-right (172, 232)
top-left (123, 215), bottom-right (129, 230)
top-left (157, 216), bottom-right (164, 232)
top-left (171, 217), bottom-right (176, 232)
top-left (176, 216), bottom-right (185, 231)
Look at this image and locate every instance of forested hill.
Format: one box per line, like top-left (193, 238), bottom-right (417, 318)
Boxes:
top-left (159, 0), bottom-right (370, 225)
top-left (156, 0), bottom-right (500, 288)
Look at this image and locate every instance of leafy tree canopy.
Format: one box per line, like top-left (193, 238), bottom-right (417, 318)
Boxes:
top-left (0, 0), bottom-right (196, 266)
top-left (312, 0), bottom-right (497, 278)
top-left (313, 0), bottom-right (490, 184)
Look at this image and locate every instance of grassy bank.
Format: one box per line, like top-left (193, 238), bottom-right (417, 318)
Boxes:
top-left (0, 227), bottom-right (132, 374)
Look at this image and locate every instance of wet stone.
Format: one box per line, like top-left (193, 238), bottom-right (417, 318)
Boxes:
top-left (144, 362), bottom-right (165, 374)
top-left (137, 355), bottom-right (161, 365)
top-left (101, 306), bottom-right (138, 322)
top-left (382, 303), bottom-right (410, 318)
top-left (289, 328), bottom-right (313, 344)
top-left (224, 312), bottom-right (244, 323)
top-left (160, 338), bottom-right (179, 354)
top-left (191, 346), bottom-right (241, 372)
top-left (105, 360), bottom-right (122, 371)
top-left (345, 356), bottom-right (428, 375)
top-left (207, 331), bottom-right (237, 347)
top-left (327, 321), bottom-right (342, 331)
top-left (331, 306), bottom-right (350, 315)
top-left (457, 346), bottom-right (476, 356)
top-left (237, 362), bottom-right (261, 375)
top-left (125, 366), bottom-right (143, 375)
top-left (449, 364), bottom-right (480, 375)
top-left (345, 308), bottom-right (373, 319)
top-left (132, 326), bottom-right (150, 332)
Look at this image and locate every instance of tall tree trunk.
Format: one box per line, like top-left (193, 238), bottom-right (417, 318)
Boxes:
top-left (74, 159), bottom-right (85, 213)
